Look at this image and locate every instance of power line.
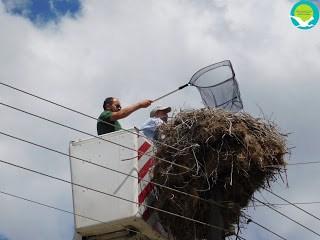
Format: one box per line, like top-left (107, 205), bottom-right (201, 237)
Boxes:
top-left (0, 84), bottom-right (293, 239)
top-left (263, 187), bottom-right (320, 222)
top-left (0, 157), bottom-right (287, 240)
top-left (287, 161), bottom-right (320, 166)
top-left (1, 101), bottom-right (242, 210)
top-left (266, 161), bottom-right (320, 167)
top-left (7, 101), bottom-right (312, 214)
top-left (0, 158), bottom-right (293, 240)
top-left (7, 192), bottom-right (280, 240)
top-left (1, 81), bottom-right (317, 169)
top-left (246, 218), bottom-right (287, 240)
top-left (0, 130), bottom-right (226, 210)
top-left (249, 201), bottom-right (320, 207)
top-left (0, 132), bottom-right (290, 240)
top-left (0, 133), bottom-right (287, 240)
top-left (0, 191), bottom-right (248, 240)
top-left (0, 158), bottom-right (244, 237)
top-left (0, 101), bottom-right (190, 171)
top-left (0, 155), bottom-right (289, 240)
top-left (0, 190), bottom-right (144, 238)
top-left (5, 82), bottom-right (311, 168)
top-left (0, 81), bottom-right (180, 152)
top-left (3, 83), bottom-right (319, 168)
top-left (253, 197), bottom-right (320, 237)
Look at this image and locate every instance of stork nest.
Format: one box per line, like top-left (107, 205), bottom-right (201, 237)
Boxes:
top-left (151, 109), bottom-right (288, 240)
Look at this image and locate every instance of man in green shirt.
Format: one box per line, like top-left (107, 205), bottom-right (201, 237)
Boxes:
top-left (97, 97), bottom-right (152, 135)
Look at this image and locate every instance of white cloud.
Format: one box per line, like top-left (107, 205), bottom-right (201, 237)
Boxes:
top-left (0, 0), bottom-right (319, 239)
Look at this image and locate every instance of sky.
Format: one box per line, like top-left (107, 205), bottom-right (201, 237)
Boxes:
top-left (2, 0), bottom-right (80, 24)
top-left (0, 0), bottom-right (320, 239)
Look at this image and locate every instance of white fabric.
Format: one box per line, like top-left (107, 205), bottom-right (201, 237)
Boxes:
top-left (140, 117), bottom-right (164, 139)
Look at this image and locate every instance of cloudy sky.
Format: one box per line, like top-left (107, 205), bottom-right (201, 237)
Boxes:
top-left (0, 0), bottom-right (320, 239)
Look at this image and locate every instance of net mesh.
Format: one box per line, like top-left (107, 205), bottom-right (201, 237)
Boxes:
top-left (190, 60), bottom-right (243, 112)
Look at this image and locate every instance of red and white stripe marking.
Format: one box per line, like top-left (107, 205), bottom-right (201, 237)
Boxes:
top-left (137, 137), bottom-right (158, 219)
top-left (137, 139), bottom-right (155, 206)
top-left (137, 137), bottom-right (168, 237)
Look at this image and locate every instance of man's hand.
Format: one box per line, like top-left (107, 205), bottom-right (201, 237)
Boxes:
top-left (139, 99), bottom-right (152, 108)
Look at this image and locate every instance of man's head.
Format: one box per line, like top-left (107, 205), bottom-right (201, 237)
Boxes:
top-left (103, 97), bottom-right (122, 112)
top-left (150, 106), bottom-right (171, 122)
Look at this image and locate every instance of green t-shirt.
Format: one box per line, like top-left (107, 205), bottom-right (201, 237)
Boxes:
top-left (97, 110), bottom-right (122, 135)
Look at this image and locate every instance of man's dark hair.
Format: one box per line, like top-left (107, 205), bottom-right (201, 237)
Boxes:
top-left (103, 97), bottom-right (114, 110)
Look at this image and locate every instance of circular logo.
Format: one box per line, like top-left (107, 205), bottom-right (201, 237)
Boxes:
top-left (290, 1), bottom-right (319, 29)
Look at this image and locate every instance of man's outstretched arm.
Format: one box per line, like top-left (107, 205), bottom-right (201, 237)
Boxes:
top-left (110, 99), bottom-right (152, 120)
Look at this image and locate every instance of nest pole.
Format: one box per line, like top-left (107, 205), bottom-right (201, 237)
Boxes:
top-left (207, 189), bottom-right (225, 240)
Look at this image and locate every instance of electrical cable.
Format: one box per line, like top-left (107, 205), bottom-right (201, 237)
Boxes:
top-left (1, 81), bottom-right (315, 168)
top-left (0, 189), bottom-right (145, 238)
top-left (0, 101), bottom-right (190, 171)
top-left (0, 133), bottom-right (289, 240)
top-left (246, 218), bottom-right (287, 240)
top-left (249, 201), bottom-right (320, 207)
top-left (0, 130), bottom-right (225, 210)
top-left (0, 158), bottom-right (243, 237)
top-left (0, 82), bottom-right (180, 152)
top-left (263, 187), bottom-right (320, 222)
top-left (0, 83), bottom-right (294, 239)
top-left (287, 161), bottom-right (320, 166)
top-left (265, 161), bottom-right (320, 167)
top-left (0, 156), bottom-right (289, 240)
top-left (253, 197), bottom-right (320, 237)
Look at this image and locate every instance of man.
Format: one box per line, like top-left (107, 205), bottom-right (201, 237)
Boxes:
top-left (97, 97), bottom-right (152, 135)
top-left (140, 106), bottom-right (171, 139)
